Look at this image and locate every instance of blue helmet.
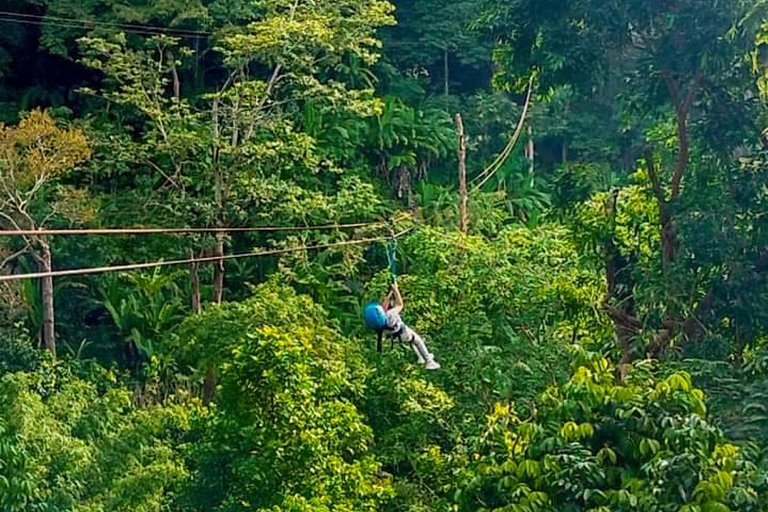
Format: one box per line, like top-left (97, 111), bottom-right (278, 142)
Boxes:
top-left (363, 302), bottom-right (388, 331)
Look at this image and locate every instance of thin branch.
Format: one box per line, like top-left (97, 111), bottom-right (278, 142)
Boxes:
top-left (264, 64), bottom-right (283, 97)
top-left (0, 242), bottom-right (31, 269)
top-left (682, 67), bottom-right (705, 117)
top-left (245, 65), bottom-right (284, 141)
top-left (661, 68), bottom-right (681, 108)
top-left (144, 159), bottom-right (180, 188)
top-left (670, 69), bottom-right (704, 199)
top-left (0, 210), bottom-right (23, 232)
top-left (644, 149), bottom-right (666, 205)
top-left (39, 210), bottom-right (56, 228)
top-left (664, 67), bottom-right (705, 200)
top-left (20, 173), bottom-right (48, 211)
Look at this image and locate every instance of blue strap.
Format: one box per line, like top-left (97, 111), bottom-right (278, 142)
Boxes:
top-left (386, 239), bottom-right (397, 283)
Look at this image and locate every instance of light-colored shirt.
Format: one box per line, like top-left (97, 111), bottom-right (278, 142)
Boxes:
top-left (386, 309), bottom-right (416, 343)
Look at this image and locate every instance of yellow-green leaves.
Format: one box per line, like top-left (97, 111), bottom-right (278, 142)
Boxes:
top-left (558, 421), bottom-right (595, 441)
top-left (0, 110), bottom-right (90, 194)
top-left (216, 0), bottom-right (394, 71)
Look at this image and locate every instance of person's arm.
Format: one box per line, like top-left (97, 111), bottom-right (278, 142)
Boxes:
top-left (382, 289), bottom-right (395, 308)
top-left (389, 282), bottom-right (403, 315)
top-left (391, 282), bottom-right (404, 308)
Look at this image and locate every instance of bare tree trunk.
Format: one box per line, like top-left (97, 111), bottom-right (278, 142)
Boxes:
top-left (203, 365), bottom-right (216, 405)
top-left (189, 249), bottom-right (201, 314)
top-left (644, 149), bottom-right (677, 269)
top-left (202, 237), bottom-right (223, 403)
top-left (206, 234), bottom-right (224, 403)
top-left (455, 113), bottom-right (468, 234)
top-left (526, 124), bottom-right (534, 185)
top-left (213, 137), bottom-right (225, 304)
top-left (213, 238), bottom-right (224, 303)
top-left (168, 51), bottom-right (181, 101)
top-left (206, 91), bottom-right (225, 404)
top-left (36, 239), bottom-right (55, 359)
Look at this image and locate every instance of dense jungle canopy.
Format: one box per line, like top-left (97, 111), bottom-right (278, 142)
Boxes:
top-left (1, 0), bottom-right (768, 510)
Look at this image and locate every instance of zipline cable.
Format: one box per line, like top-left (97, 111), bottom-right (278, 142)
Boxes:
top-left (0, 15), bottom-right (206, 38)
top-left (386, 221), bottom-right (398, 284)
top-left (0, 227), bottom-right (415, 283)
top-left (0, 11), bottom-right (211, 36)
top-left (469, 75), bottom-right (535, 191)
top-left (0, 220), bottom-right (390, 237)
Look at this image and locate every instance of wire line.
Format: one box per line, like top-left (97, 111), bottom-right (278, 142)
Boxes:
top-left (470, 75), bottom-right (535, 191)
top-left (0, 15), bottom-right (206, 38)
top-left (0, 220), bottom-right (388, 237)
top-left (0, 228), bottom-right (414, 283)
top-left (0, 11), bottom-right (211, 36)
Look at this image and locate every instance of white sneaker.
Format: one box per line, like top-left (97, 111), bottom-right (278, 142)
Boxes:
top-left (425, 359), bottom-right (441, 370)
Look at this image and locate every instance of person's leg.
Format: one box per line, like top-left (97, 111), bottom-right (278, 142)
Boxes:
top-left (411, 343), bottom-right (426, 364)
top-left (411, 333), bottom-right (440, 370)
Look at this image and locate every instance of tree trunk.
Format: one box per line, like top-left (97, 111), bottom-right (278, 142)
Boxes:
top-left (203, 240), bottom-right (223, 403)
top-left (203, 364), bottom-right (216, 405)
top-left (645, 150), bottom-right (677, 270)
top-left (661, 214), bottom-right (677, 269)
top-left (36, 239), bottom-right (55, 359)
top-left (602, 190), bottom-right (641, 375)
top-left (455, 113), bottom-right (468, 234)
top-left (213, 160), bottom-right (225, 304)
top-left (526, 124), bottom-right (534, 185)
top-left (168, 50), bottom-right (181, 101)
top-left (213, 239), bottom-right (224, 303)
top-left (189, 249), bottom-right (201, 314)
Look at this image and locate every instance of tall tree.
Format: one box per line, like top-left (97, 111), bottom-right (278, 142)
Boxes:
top-left (478, 0), bottom-right (768, 365)
top-left (0, 110), bottom-right (91, 357)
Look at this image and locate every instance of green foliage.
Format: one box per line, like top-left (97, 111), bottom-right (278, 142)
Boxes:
top-left (356, 225), bottom-right (607, 509)
top-left (178, 281), bottom-right (393, 511)
top-left (100, 268), bottom-right (187, 360)
top-left (670, 356), bottom-right (768, 446)
top-left (459, 355), bottom-right (768, 512)
top-left (0, 367), bottom-right (194, 512)
top-left (0, 325), bottom-right (40, 375)
top-left (367, 96), bottom-right (455, 173)
top-left (2, 1), bottom-right (768, 512)
top-left (382, 0), bottom-right (493, 94)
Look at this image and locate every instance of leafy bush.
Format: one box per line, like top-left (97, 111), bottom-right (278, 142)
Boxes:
top-left (178, 282), bottom-right (393, 511)
top-left (457, 353), bottom-right (768, 512)
top-left (0, 368), bottom-right (193, 512)
top-left (0, 325), bottom-right (40, 374)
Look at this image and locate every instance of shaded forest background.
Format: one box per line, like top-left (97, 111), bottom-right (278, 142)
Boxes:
top-left (1, 0), bottom-right (768, 510)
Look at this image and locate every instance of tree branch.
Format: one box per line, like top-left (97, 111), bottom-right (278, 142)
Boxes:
top-left (644, 149), bottom-right (666, 206)
top-left (0, 210), bottom-right (23, 232)
top-left (667, 67), bottom-right (705, 200)
top-left (682, 67), bottom-right (705, 117)
top-left (661, 68), bottom-right (681, 108)
top-left (0, 242), bottom-right (31, 270)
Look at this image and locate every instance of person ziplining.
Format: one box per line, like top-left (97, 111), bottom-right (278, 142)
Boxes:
top-left (364, 282), bottom-right (440, 370)
top-left (363, 231), bottom-right (440, 370)
top-left (377, 281), bottom-right (440, 370)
